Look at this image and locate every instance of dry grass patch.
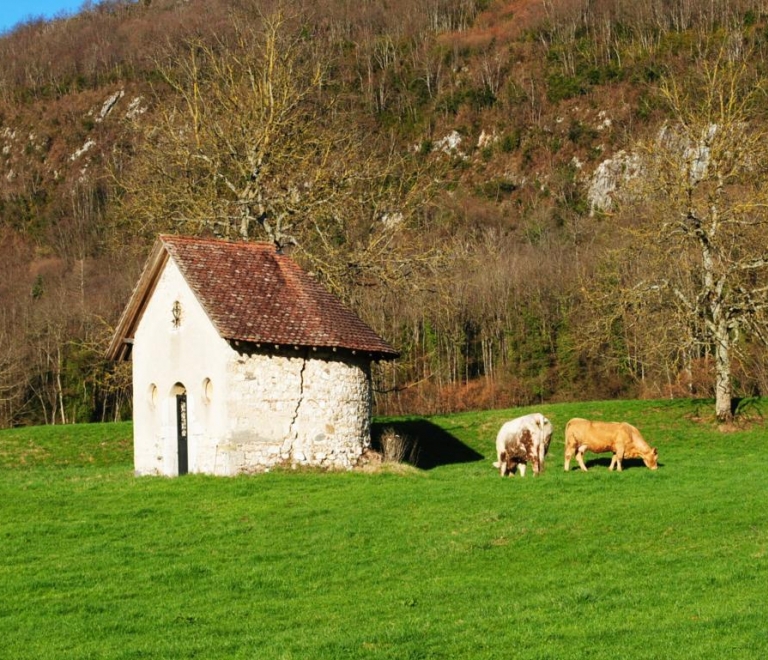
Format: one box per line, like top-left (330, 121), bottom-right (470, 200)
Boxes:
top-left (357, 426), bottom-right (422, 473)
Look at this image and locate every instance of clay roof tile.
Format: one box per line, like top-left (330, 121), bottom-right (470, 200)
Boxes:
top-left (107, 235), bottom-right (398, 361)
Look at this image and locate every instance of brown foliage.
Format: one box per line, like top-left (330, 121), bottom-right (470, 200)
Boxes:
top-left (377, 376), bottom-right (536, 417)
top-left (5, 0), bottom-right (768, 426)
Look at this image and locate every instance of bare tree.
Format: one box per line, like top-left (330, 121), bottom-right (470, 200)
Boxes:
top-left (116, 9), bottom-right (337, 248)
top-left (114, 7), bottom-right (438, 299)
top-left (624, 45), bottom-right (768, 422)
top-left (0, 322), bottom-right (28, 427)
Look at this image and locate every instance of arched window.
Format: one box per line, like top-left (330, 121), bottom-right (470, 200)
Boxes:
top-left (148, 383), bottom-right (158, 408)
top-left (202, 378), bottom-right (213, 404)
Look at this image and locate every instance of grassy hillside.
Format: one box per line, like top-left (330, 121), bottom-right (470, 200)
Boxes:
top-left (1, 399), bottom-right (767, 658)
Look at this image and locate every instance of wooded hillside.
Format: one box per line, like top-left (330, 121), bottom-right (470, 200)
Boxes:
top-left (3, 0), bottom-right (768, 426)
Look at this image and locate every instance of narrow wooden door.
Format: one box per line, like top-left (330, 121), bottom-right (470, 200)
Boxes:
top-left (176, 393), bottom-right (188, 476)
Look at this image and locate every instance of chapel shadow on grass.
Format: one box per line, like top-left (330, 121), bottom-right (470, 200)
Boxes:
top-left (371, 419), bottom-right (484, 470)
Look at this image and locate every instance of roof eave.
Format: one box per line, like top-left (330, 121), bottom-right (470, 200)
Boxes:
top-left (228, 338), bottom-right (398, 361)
top-left (106, 240), bottom-right (170, 361)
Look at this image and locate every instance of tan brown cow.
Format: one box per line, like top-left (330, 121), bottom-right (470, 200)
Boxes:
top-left (564, 418), bottom-right (658, 472)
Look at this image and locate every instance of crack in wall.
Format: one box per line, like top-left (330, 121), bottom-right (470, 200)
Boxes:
top-left (286, 354), bottom-right (307, 461)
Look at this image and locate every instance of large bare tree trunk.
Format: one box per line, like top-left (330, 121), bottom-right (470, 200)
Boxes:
top-left (714, 322), bottom-right (733, 423)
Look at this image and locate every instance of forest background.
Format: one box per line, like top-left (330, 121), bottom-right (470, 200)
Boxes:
top-left (3, 0), bottom-right (768, 428)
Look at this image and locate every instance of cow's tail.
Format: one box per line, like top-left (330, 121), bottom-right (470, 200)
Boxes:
top-left (564, 419), bottom-right (575, 446)
top-left (563, 419), bottom-right (577, 470)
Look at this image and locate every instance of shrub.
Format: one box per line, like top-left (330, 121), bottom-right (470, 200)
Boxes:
top-left (500, 129), bottom-right (521, 152)
top-left (546, 73), bottom-right (586, 102)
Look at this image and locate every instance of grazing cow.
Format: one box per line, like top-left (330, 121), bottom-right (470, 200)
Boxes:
top-left (493, 413), bottom-right (553, 477)
top-left (563, 418), bottom-right (658, 472)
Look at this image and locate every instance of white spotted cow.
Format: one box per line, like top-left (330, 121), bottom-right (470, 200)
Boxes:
top-left (493, 413), bottom-right (554, 477)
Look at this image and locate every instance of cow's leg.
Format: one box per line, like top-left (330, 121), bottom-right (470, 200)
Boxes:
top-left (576, 446), bottom-right (589, 471)
top-left (499, 451), bottom-right (508, 477)
top-left (611, 450), bottom-right (623, 471)
top-left (518, 463), bottom-right (527, 477)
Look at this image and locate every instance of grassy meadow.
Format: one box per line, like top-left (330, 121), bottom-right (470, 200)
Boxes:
top-left (1, 398), bottom-right (767, 659)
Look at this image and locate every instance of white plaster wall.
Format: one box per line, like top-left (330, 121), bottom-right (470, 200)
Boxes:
top-left (132, 258), bottom-right (230, 476)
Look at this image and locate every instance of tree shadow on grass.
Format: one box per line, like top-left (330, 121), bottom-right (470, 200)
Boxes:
top-left (371, 419), bottom-right (484, 470)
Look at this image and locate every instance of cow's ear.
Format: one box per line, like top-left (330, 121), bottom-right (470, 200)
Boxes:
top-left (653, 448), bottom-right (658, 455)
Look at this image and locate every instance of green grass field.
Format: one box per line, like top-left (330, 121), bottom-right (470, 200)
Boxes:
top-left (1, 398), bottom-right (767, 659)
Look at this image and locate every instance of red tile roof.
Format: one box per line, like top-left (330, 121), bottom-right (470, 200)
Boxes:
top-left (107, 235), bottom-right (398, 361)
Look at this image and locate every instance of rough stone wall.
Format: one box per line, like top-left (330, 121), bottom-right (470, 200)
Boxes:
top-left (220, 348), bottom-right (372, 472)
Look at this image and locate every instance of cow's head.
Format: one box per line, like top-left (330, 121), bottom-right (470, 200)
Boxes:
top-left (643, 447), bottom-right (659, 470)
